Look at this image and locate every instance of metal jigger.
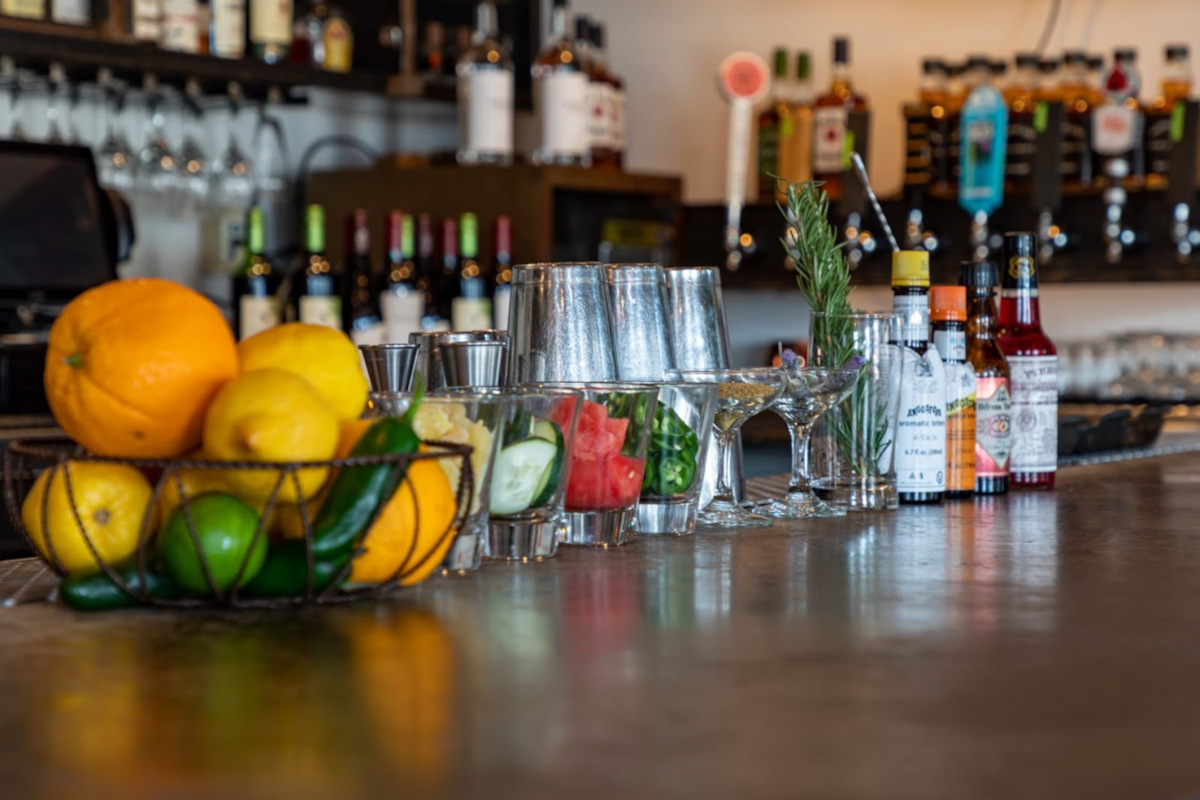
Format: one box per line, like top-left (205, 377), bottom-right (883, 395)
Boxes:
top-left (440, 341), bottom-right (508, 388)
top-left (359, 343), bottom-right (418, 392)
top-left (410, 331), bottom-right (509, 391)
top-left (664, 267), bottom-right (743, 506)
top-left (604, 263), bottom-right (675, 381)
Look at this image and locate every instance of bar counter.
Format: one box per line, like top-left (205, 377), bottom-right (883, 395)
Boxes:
top-left (2, 452), bottom-right (1199, 799)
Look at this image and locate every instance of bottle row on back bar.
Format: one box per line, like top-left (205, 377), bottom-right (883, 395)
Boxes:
top-left (229, 204), bottom-right (514, 345)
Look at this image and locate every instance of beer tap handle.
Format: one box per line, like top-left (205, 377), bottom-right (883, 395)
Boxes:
top-left (1166, 100), bottom-right (1200, 264)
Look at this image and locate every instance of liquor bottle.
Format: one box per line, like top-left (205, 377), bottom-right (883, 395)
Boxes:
top-left (1058, 51), bottom-right (1092, 187)
top-left (290, 0), bottom-right (325, 65)
top-left (381, 210), bottom-right (425, 344)
top-left (531, 0), bottom-right (589, 166)
top-left (250, 0), bottom-right (293, 64)
top-left (160, 0), bottom-right (200, 52)
top-left (434, 216), bottom-right (459, 326)
top-left (960, 260), bottom-right (1011, 495)
top-left (131, 0), bottom-right (162, 42)
top-left (456, 1), bottom-right (515, 165)
top-left (959, 56), bottom-right (1008, 261)
top-left (1093, 48), bottom-right (1144, 187)
top-left (1145, 44), bottom-right (1192, 188)
top-left (198, 0), bottom-right (210, 53)
top-left (210, 0), bottom-right (246, 58)
top-left (343, 209), bottom-right (385, 346)
top-left (1004, 53), bottom-right (1039, 193)
top-left (451, 213), bottom-right (493, 331)
top-left (592, 21), bottom-right (623, 169)
top-left (903, 58), bottom-right (943, 194)
top-left (996, 232), bottom-right (1057, 489)
top-left (779, 49), bottom-right (814, 190)
top-left (930, 285), bottom-right (976, 500)
top-left (812, 36), bottom-right (866, 199)
top-left (419, 21), bottom-right (446, 75)
top-left (416, 213), bottom-right (448, 330)
top-left (296, 204), bottom-right (341, 330)
top-left (892, 250), bottom-right (946, 505)
top-left (756, 47), bottom-right (789, 202)
top-left (321, 5), bottom-right (352, 72)
top-left (232, 207), bottom-right (281, 341)
top-left (492, 215), bottom-right (513, 330)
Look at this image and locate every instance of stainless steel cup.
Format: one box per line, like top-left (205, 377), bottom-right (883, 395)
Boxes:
top-left (359, 343), bottom-right (418, 393)
top-left (663, 267), bottom-right (743, 506)
top-left (508, 263), bottom-right (618, 384)
top-left (440, 340), bottom-right (508, 388)
top-left (410, 331), bottom-right (510, 391)
top-left (605, 263), bottom-right (676, 381)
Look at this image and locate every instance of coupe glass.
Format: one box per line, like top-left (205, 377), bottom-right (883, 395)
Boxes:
top-left (762, 357), bottom-right (861, 519)
top-left (672, 368), bottom-right (784, 529)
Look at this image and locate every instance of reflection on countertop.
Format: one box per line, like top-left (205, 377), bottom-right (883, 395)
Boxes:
top-left (1, 454), bottom-right (1200, 797)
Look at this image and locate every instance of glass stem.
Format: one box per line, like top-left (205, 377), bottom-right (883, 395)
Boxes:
top-left (714, 431), bottom-right (736, 503)
top-left (787, 421), bottom-right (813, 494)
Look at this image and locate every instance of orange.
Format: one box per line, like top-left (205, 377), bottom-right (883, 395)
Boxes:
top-left (347, 452), bottom-right (458, 586)
top-left (45, 278), bottom-right (239, 458)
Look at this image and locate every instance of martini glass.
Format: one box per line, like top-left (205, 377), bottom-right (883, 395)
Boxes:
top-left (673, 368), bottom-right (784, 528)
top-left (762, 358), bottom-right (861, 519)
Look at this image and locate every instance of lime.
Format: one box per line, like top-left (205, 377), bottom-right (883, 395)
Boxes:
top-left (158, 492), bottom-right (267, 594)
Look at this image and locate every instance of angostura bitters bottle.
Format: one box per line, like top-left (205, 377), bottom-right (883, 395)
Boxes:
top-left (892, 250), bottom-right (947, 505)
top-left (961, 260), bottom-right (1012, 495)
top-left (997, 233), bottom-right (1057, 489)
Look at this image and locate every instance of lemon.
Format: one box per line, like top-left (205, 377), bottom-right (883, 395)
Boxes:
top-left (156, 461), bottom-right (231, 523)
top-left (202, 369), bottom-right (339, 503)
top-left (238, 323), bottom-right (369, 421)
top-left (22, 461), bottom-right (155, 576)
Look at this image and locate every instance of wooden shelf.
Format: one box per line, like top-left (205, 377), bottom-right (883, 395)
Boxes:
top-left (0, 22), bottom-right (423, 100)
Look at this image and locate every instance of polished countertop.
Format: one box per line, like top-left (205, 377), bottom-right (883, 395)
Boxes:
top-left (2, 455), bottom-right (1200, 799)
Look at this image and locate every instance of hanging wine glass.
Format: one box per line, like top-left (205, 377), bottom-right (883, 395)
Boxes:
top-left (136, 74), bottom-right (181, 210)
top-left (211, 82), bottom-right (254, 212)
top-left (1, 57), bottom-right (28, 141)
top-left (176, 78), bottom-right (211, 213)
top-left (44, 62), bottom-right (71, 144)
top-left (95, 69), bottom-right (137, 194)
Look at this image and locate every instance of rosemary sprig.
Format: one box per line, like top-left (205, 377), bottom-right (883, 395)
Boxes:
top-left (780, 180), bottom-right (891, 478)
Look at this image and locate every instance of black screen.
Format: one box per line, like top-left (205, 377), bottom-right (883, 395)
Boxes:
top-left (0, 143), bottom-right (114, 293)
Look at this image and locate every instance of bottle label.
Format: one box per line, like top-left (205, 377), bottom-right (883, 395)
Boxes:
top-left (893, 294), bottom-right (929, 344)
top-left (160, 0), bottom-right (199, 52)
top-left (959, 85), bottom-right (1009, 215)
top-left (537, 71), bottom-right (589, 157)
top-left (461, 69), bottom-right (514, 156)
top-left (611, 88), bottom-right (628, 151)
top-left (585, 80), bottom-right (611, 151)
top-left (51, 0), bottom-right (89, 24)
top-left (975, 376), bottom-right (1012, 478)
top-left (1091, 104), bottom-right (1139, 156)
top-left (895, 346), bottom-right (947, 493)
top-left (944, 361), bottom-right (977, 493)
top-left (1, 0), bottom-right (44, 19)
top-left (299, 295), bottom-right (342, 330)
top-left (493, 285), bottom-right (511, 331)
top-left (211, 0), bottom-right (246, 57)
top-left (451, 297), bottom-right (493, 332)
top-left (1007, 355), bottom-right (1057, 473)
top-left (250, 0), bottom-right (292, 46)
top-left (132, 0), bottom-right (162, 39)
top-left (239, 296), bottom-right (280, 341)
top-left (812, 106), bottom-right (847, 173)
top-left (1002, 251), bottom-right (1038, 290)
top-left (381, 290), bottom-right (423, 344)
top-left (932, 329), bottom-right (966, 362)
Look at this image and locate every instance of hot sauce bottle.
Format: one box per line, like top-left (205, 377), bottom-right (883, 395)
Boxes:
top-left (997, 233), bottom-right (1057, 489)
top-left (960, 260), bottom-right (1012, 496)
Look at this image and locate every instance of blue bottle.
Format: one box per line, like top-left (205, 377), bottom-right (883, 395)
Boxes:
top-left (959, 56), bottom-right (1009, 217)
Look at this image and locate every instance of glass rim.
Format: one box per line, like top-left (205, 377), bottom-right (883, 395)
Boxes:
top-left (358, 342), bottom-right (418, 352)
top-left (809, 310), bottom-right (902, 320)
top-left (369, 390), bottom-right (508, 403)
top-left (511, 262), bottom-right (604, 284)
top-left (528, 380), bottom-right (660, 392)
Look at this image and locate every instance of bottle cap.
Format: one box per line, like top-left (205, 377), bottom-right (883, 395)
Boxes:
top-left (574, 16), bottom-right (590, 42)
top-left (772, 47), bottom-right (788, 77)
top-left (891, 250), bottom-right (930, 288)
top-left (1063, 50), bottom-right (1087, 65)
top-left (1166, 44), bottom-right (1189, 60)
top-left (833, 36), bottom-right (849, 65)
top-left (990, 60), bottom-right (1008, 76)
top-left (959, 260), bottom-right (998, 289)
top-left (966, 54), bottom-right (991, 70)
top-left (387, 210), bottom-right (404, 252)
top-left (930, 285), bottom-right (967, 321)
top-left (1015, 52), bottom-right (1040, 68)
top-left (921, 57), bottom-right (944, 74)
top-left (1037, 57), bottom-right (1060, 73)
top-left (493, 215), bottom-right (513, 256)
top-left (1086, 54), bottom-right (1104, 71)
top-left (1114, 47), bottom-right (1137, 62)
top-left (797, 51), bottom-right (811, 80)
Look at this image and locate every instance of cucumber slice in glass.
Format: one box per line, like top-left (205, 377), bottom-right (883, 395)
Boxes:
top-left (490, 437), bottom-right (560, 516)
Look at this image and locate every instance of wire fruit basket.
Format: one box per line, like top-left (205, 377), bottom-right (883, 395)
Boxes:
top-left (3, 437), bottom-right (473, 609)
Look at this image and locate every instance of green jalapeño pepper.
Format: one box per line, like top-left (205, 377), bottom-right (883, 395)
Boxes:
top-left (641, 407), bottom-right (701, 497)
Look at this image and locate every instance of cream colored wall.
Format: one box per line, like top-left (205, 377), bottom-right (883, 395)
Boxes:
top-left (572, 0), bottom-right (1200, 201)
